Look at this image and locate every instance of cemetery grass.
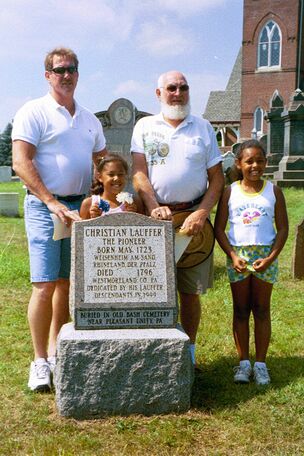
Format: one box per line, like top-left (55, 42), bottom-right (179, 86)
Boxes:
top-left (0, 183), bottom-right (303, 456)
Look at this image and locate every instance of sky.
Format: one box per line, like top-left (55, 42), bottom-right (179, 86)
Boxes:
top-left (0, 0), bottom-right (243, 132)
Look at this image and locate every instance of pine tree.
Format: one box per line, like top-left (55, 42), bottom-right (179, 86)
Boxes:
top-left (0, 123), bottom-right (13, 166)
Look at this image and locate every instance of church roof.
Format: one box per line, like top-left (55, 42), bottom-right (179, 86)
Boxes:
top-left (203, 48), bottom-right (242, 123)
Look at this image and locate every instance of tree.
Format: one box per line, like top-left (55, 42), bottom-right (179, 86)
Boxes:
top-left (0, 122), bottom-right (13, 166)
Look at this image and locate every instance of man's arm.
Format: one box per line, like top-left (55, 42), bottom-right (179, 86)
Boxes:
top-left (12, 139), bottom-right (81, 224)
top-left (180, 162), bottom-right (224, 235)
top-left (132, 152), bottom-right (172, 219)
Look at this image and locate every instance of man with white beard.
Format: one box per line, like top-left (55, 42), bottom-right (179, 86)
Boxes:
top-left (131, 70), bottom-right (224, 367)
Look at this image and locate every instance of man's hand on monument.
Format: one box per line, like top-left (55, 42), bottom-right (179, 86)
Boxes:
top-left (151, 206), bottom-right (172, 220)
top-left (180, 209), bottom-right (207, 236)
top-left (47, 200), bottom-right (82, 226)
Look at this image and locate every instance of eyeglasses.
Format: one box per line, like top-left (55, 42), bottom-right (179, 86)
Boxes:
top-left (50, 66), bottom-right (78, 75)
top-left (162, 84), bottom-right (189, 93)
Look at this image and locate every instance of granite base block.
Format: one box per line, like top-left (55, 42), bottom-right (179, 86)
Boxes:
top-left (55, 323), bottom-right (193, 418)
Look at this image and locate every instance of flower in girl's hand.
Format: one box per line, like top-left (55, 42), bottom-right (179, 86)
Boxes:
top-left (98, 199), bottom-right (110, 213)
top-left (116, 192), bottom-right (134, 204)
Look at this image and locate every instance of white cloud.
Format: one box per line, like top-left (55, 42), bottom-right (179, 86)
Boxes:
top-left (114, 80), bottom-right (149, 96)
top-left (136, 17), bottom-right (193, 57)
top-left (0, 0), bottom-right (134, 59)
top-left (122, 0), bottom-right (226, 18)
top-left (57, 0), bottom-right (134, 41)
top-left (0, 0), bottom-right (224, 61)
top-left (151, 0), bottom-right (226, 16)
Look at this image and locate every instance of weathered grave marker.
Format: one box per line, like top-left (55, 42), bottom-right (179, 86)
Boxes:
top-left (55, 213), bottom-right (192, 418)
top-left (70, 213), bottom-right (177, 329)
top-left (292, 219), bottom-right (304, 279)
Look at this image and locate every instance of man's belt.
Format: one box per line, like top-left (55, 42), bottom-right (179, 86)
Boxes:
top-left (160, 194), bottom-right (204, 212)
top-left (26, 190), bottom-right (85, 202)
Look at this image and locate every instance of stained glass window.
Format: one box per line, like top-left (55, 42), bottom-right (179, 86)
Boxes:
top-left (254, 107), bottom-right (263, 134)
top-left (258, 21), bottom-right (281, 68)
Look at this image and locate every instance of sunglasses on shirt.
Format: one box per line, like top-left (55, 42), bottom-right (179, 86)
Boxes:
top-left (163, 84), bottom-right (189, 93)
top-left (50, 66), bottom-right (78, 75)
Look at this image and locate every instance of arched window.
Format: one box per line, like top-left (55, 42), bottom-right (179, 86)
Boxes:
top-left (254, 107), bottom-right (263, 135)
top-left (258, 21), bottom-right (281, 68)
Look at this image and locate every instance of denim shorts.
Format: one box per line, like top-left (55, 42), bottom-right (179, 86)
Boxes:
top-left (24, 194), bottom-right (83, 282)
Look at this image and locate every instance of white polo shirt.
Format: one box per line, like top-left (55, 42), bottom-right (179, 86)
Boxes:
top-left (12, 93), bottom-right (106, 196)
top-left (131, 113), bottom-right (222, 204)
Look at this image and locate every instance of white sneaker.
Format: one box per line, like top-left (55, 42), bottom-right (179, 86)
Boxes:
top-left (253, 365), bottom-right (271, 386)
top-left (47, 356), bottom-right (56, 374)
top-left (233, 364), bottom-right (252, 384)
top-left (28, 358), bottom-right (51, 392)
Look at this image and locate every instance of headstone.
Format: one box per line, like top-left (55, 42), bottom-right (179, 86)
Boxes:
top-left (95, 98), bottom-right (150, 169)
top-left (55, 213), bottom-right (192, 418)
top-left (0, 192), bottom-right (19, 217)
top-left (273, 89), bottom-right (304, 188)
top-left (222, 151), bottom-right (238, 184)
top-left (0, 166), bottom-right (11, 182)
top-left (265, 90), bottom-right (284, 175)
top-left (259, 134), bottom-right (267, 153)
top-left (222, 151), bottom-right (235, 173)
top-left (292, 219), bottom-right (304, 279)
top-left (231, 142), bottom-right (241, 156)
top-left (70, 213), bottom-right (177, 329)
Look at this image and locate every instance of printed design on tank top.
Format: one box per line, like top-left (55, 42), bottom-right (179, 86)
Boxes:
top-left (235, 203), bottom-right (267, 226)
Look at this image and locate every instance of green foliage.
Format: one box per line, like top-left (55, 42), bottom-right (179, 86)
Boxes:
top-left (0, 183), bottom-right (303, 455)
top-left (0, 122), bottom-right (13, 166)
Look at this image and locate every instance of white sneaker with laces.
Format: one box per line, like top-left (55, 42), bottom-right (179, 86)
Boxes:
top-left (233, 364), bottom-right (252, 384)
top-left (253, 365), bottom-right (271, 386)
top-left (28, 358), bottom-right (51, 392)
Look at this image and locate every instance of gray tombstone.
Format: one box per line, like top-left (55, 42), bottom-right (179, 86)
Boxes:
top-left (55, 213), bottom-right (193, 418)
top-left (292, 219), bottom-right (304, 279)
top-left (95, 98), bottom-right (150, 169)
top-left (0, 192), bottom-right (19, 216)
top-left (222, 151), bottom-right (238, 184)
top-left (0, 166), bottom-right (12, 182)
top-left (273, 89), bottom-right (304, 187)
top-left (231, 142), bottom-right (241, 156)
top-left (259, 134), bottom-right (267, 152)
top-left (265, 90), bottom-right (284, 175)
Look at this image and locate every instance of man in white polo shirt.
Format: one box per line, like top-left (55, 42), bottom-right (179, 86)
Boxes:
top-left (12, 47), bottom-right (107, 392)
top-left (131, 70), bottom-right (224, 367)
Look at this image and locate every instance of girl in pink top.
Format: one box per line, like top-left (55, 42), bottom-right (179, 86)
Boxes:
top-left (80, 153), bottom-right (143, 219)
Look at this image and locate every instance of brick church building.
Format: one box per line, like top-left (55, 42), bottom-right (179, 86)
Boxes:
top-left (204, 0), bottom-right (304, 145)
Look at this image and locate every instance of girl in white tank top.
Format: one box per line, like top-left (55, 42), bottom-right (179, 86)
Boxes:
top-left (215, 140), bottom-right (288, 386)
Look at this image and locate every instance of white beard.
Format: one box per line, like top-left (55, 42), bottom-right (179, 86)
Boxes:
top-left (160, 102), bottom-right (191, 120)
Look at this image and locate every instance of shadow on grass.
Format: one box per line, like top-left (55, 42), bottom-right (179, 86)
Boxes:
top-left (191, 355), bottom-right (303, 411)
